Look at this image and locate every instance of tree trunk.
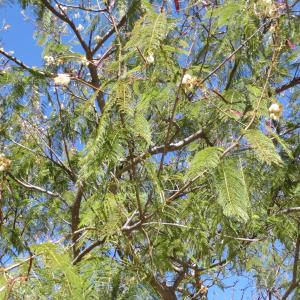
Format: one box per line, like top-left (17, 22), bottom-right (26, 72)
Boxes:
top-left (149, 277), bottom-right (177, 300)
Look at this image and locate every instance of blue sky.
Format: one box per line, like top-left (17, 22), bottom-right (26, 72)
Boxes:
top-left (0, 3), bottom-right (42, 66)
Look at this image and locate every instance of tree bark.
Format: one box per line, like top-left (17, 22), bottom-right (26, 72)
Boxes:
top-left (149, 277), bottom-right (177, 300)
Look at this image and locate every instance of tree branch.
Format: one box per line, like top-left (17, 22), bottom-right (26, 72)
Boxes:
top-left (117, 128), bottom-right (205, 177)
top-left (275, 77), bottom-right (300, 94)
top-left (71, 185), bottom-right (84, 258)
top-left (72, 238), bottom-right (106, 265)
top-left (0, 48), bottom-right (46, 76)
top-left (6, 172), bottom-right (61, 198)
top-left (56, 2), bottom-right (107, 13)
top-left (278, 207), bottom-right (300, 214)
top-left (281, 232), bottom-right (300, 300)
top-left (200, 20), bottom-right (270, 84)
top-left (41, 0), bottom-right (89, 53)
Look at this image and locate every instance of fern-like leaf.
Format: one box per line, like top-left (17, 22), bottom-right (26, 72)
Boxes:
top-left (245, 129), bottom-right (283, 165)
top-left (215, 160), bottom-right (250, 222)
top-left (132, 112), bottom-right (152, 145)
top-left (186, 147), bottom-right (223, 179)
top-left (124, 3), bottom-right (169, 56)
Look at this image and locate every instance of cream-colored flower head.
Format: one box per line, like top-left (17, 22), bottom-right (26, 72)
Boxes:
top-left (146, 53), bottom-right (154, 64)
top-left (44, 55), bottom-right (55, 65)
top-left (182, 74), bottom-right (193, 85)
top-left (268, 103), bottom-right (281, 114)
top-left (81, 57), bottom-right (90, 66)
top-left (53, 73), bottom-right (71, 86)
top-left (268, 102), bottom-right (282, 120)
top-left (181, 73), bottom-right (198, 88)
top-left (0, 153), bottom-right (11, 172)
top-left (94, 35), bottom-right (101, 42)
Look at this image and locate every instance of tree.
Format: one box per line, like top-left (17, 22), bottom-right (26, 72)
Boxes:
top-left (0, 0), bottom-right (299, 299)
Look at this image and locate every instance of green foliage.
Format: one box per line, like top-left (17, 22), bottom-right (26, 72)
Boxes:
top-left (245, 129), bottom-right (283, 166)
top-left (186, 146), bottom-right (223, 179)
top-left (124, 2), bottom-right (169, 57)
top-left (214, 159), bottom-right (250, 222)
top-left (0, 0), bottom-right (300, 299)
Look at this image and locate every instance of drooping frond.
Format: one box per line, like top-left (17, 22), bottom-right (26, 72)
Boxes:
top-left (124, 2), bottom-right (169, 56)
top-left (214, 160), bottom-right (250, 222)
top-left (132, 112), bottom-right (152, 145)
top-left (30, 243), bottom-right (87, 298)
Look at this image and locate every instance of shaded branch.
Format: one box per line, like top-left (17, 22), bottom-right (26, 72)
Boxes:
top-left (6, 172), bottom-right (61, 198)
top-left (91, 15), bottom-right (127, 55)
top-left (41, 0), bottom-right (89, 53)
top-left (281, 232), bottom-right (300, 300)
top-left (71, 186), bottom-right (84, 258)
top-left (72, 238), bottom-right (106, 265)
top-left (117, 128), bottom-right (205, 177)
top-left (275, 77), bottom-right (300, 94)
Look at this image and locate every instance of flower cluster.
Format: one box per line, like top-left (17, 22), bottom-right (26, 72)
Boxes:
top-left (0, 153), bottom-right (11, 172)
top-left (181, 73), bottom-right (198, 88)
top-left (94, 35), bottom-right (101, 42)
top-left (268, 102), bottom-right (282, 121)
top-left (53, 73), bottom-right (71, 86)
top-left (44, 55), bottom-right (55, 65)
top-left (145, 53), bottom-right (154, 64)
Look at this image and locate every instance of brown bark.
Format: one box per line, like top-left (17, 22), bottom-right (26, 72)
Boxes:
top-left (149, 277), bottom-right (178, 300)
top-left (71, 186), bottom-right (84, 258)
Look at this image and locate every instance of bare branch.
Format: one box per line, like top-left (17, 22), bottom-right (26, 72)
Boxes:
top-left (200, 20), bottom-right (270, 84)
top-left (0, 48), bottom-right (46, 76)
top-left (117, 128), bottom-right (205, 177)
top-left (277, 207), bottom-right (300, 214)
top-left (275, 77), bottom-right (300, 94)
top-left (6, 172), bottom-right (61, 198)
top-left (72, 238), bottom-right (106, 265)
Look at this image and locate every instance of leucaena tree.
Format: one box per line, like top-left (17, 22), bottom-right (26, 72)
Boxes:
top-left (0, 0), bottom-right (299, 299)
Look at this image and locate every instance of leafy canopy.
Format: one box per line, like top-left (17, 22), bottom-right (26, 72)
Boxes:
top-left (0, 0), bottom-right (299, 299)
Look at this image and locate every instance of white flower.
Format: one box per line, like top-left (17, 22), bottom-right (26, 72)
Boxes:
top-left (268, 103), bottom-right (281, 114)
top-left (182, 74), bottom-right (193, 85)
top-left (44, 55), bottom-right (55, 65)
top-left (94, 35), bottom-right (101, 42)
top-left (53, 73), bottom-right (71, 86)
top-left (0, 153), bottom-right (11, 172)
top-left (77, 24), bottom-right (84, 31)
top-left (146, 53), bottom-right (155, 64)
